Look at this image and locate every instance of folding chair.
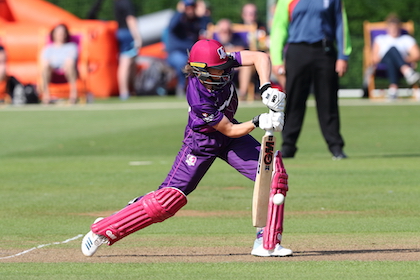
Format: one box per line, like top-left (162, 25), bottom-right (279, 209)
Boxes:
top-left (363, 20), bottom-right (417, 99)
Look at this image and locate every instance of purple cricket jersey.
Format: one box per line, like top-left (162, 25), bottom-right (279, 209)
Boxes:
top-left (158, 51), bottom-right (260, 196)
top-left (186, 51), bottom-right (242, 133)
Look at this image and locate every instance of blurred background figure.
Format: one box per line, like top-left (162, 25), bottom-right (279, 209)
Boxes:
top-left (215, 18), bottom-right (253, 101)
top-left (40, 23), bottom-right (78, 104)
top-left (241, 3), bottom-right (266, 31)
top-left (371, 13), bottom-right (420, 99)
top-left (241, 2), bottom-right (268, 50)
top-left (216, 18), bottom-right (248, 52)
top-left (164, 0), bottom-right (211, 97)
top-left (0, 45), bottom-right (26, 105)
top-left (113, 0), bottom-right (142, 100)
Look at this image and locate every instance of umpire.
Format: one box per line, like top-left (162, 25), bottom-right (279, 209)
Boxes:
top-left (270, 0), bottom-right (352, 159)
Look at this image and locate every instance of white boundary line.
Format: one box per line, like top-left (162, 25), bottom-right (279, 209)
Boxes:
top-left (0, 234), bottom-right (83, 260)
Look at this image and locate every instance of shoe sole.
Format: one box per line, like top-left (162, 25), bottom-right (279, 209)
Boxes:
top-left (81, 231), bottom-right (98, 257)
top-left (81, 218), bottom-right (105, 257)
top-left (251, 246), bottom-right (293, 257)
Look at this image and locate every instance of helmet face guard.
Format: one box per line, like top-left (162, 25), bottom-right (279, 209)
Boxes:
top-left (191, 63), bottom-right (233, 89)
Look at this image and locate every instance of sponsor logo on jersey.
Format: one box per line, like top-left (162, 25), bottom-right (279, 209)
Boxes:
top-left (186, 154), bottom-right (198, 166)
top-left (202, 112), bottom-right (215, 123)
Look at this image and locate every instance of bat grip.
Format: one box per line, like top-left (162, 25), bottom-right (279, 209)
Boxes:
top-left (264, 110), bottom-right (275, 136)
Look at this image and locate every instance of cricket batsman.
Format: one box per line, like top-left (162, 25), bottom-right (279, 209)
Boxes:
top-left (81, 39), bottom-right (293, 257)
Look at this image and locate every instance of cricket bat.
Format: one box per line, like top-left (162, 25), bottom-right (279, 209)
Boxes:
top-left (252, 124), bottom-right (276, 228)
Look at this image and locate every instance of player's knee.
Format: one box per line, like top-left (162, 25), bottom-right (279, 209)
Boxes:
top-left (142, 187), bottom-right (187, 223)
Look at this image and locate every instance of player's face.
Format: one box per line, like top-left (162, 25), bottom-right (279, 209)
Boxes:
top-left (202, 67), bottom-right (231, 90)
top-left (207, 68), bottom-right (224, 77)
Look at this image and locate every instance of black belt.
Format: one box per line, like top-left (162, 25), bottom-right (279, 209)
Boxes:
top-left (291, 40), bottom-right (333, 53)
top-left (291, 41), bottom-right (324, 47)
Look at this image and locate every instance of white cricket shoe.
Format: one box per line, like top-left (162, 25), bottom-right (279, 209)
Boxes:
top-left (81, 218), bottom-right (108, 257)
top-left (251, 239), bottom-right (293, 257)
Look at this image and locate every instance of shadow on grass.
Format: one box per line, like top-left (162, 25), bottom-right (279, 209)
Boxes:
top-left (354, 153), bottom-right (420, 159)
top-left (297, 248), bottom-right (420, 256)
top-left (98, 248), bottom-right (419, 258)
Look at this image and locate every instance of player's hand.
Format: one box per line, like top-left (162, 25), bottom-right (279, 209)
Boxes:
top-left (271, 111), bottom-right (284, 132)
top-left (260, 83), bottom-right (285, 112)
top-left (252, 113), bottom-right (274, 131)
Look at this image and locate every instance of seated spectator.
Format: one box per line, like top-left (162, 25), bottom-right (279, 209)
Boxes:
top-left (215, 18), bottom-right (252, 101)
top-left (216, 18), bottom-right (248, 51)
top-left (0, 45), bottom-right (26, 105)
top-left (241, 3), bottom-right (268, 50)
top-left (165, 0), bottom-right (211, 97)
top-left (372, 13), bottom-right (420, 99)
top-left (40, 23), bottom-right (78, 104)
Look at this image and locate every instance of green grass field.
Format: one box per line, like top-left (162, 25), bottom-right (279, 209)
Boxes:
top-left (0, 97), bottom-right (419, 279)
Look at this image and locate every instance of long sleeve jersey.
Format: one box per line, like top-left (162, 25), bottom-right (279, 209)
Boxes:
top-left (270, 0), bottom-right (352, 65)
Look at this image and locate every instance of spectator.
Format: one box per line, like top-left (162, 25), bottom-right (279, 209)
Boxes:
top-left (215, 18), bottom-right (252, 101)
top-left (114, 0), bottom-right (142, 100)
top-left (241, 3), bottom-right (266, 32)
top-left (216, 19), bottom-right (248, 52)
top-left (270, 0), bottom-right (352, 159)
top-left (40, 23), bottom-right (78, 104)
top-left (372, 13), bottom-right (420, 99)
top-left (0, 45), bottom-right (26, 105)
top-left (241, 3), bottom-right (268, 49)
top-left (165, 0), bottom-right (211, 97)
top-left (195, 1), bottom-right (213, 39)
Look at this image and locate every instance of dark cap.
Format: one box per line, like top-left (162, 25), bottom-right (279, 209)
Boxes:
top-left (183, 0), bottom-right (196, 6)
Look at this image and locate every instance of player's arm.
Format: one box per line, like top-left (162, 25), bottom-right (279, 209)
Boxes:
top-left (213, 115), bottom-right (256, 138)
top-left (239, 50), bottom-right (271, 86)
top-left (238, 50), bottom-right (285, 112)
top-left (213, 112), bottom-right (283, 138)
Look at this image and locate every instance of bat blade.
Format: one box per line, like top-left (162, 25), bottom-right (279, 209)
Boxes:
top-left (252, 130), bottom-right (276, 227)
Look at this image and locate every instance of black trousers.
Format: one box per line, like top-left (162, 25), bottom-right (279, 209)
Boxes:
top-left (282, 42), bottom-right (344, 154)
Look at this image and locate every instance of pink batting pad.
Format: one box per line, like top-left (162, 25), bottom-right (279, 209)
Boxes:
top-left (263, 151), bottom-right (289, 250)
top-left (91, 187), bottom-right (187, 245)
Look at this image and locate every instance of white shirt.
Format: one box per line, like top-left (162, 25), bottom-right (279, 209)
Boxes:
top-left (42, 42), bottom-right (78, 69)
top-left (374, 34), bottom-right (416, 59)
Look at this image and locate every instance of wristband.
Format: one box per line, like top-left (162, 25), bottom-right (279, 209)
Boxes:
top-left (259, 82), bottom-right (271, 94)
top-left (252, 115), bottom-right (260, 128)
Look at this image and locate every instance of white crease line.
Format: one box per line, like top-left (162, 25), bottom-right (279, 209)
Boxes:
top-left (0, 234), bottom-right (83, 260)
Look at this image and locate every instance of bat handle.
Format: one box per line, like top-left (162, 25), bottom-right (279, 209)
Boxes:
top-left (264, 110), bottom-right (275, 136)
top-left (265, 129), bottom-right (274, 136)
